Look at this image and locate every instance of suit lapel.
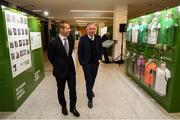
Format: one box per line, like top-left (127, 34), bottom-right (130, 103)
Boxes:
top-left (57, 36), bottom-right (68, 56)
top-left (67, 38), bottom-right (71, 55)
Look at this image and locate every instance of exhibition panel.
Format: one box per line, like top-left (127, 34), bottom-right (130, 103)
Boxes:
top-left (0, 5), bottom-right (44, 111)
top-left (126, 6), bottom-right (180, 112)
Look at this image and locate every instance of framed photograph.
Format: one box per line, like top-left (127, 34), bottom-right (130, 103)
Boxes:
top-left (14, 41), bottom-right (18, 47)
top-left (26, 39), bottom-right (29, 45)
top-left (16, 52), bottom-right (20, 59)
top-left (8, 28), bottom-right (13, 35)
top-left (6, 14), bottom-right (11, 22)
top-left (9, 42), bottom-right (14, 48)
top-left (22, 29), bottom-right (24, 35)
top-left (19, 40), bottom-right (22, 47)
top-left (11, 52), bottom-right (15, 60)
top-left (13, 64), bottom-right (17, 72)
top-left (13, 28), bottom-right (17, 35)
top-left (18, 28), bottom-right (21, 35)
top-left (23, 39), bottom-right (26, 46)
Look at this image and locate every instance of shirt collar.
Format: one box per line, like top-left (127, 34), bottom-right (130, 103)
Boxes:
top-left (88, 35), bottom-right (95, 41)
top-left (59, 34), bottom-right (67, 40)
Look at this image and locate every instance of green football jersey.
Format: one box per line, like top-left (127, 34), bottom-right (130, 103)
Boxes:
top-left (138, 22), bottom-right (148, 45)
top-left (159, 18), bottom-right (178, 46)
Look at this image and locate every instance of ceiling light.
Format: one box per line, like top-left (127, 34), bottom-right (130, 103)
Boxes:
top-left (76, 20), bottom-right (108, 23)
top-left (70, 10), bottom-right (114, 13)
top-left (33, 9), bottom-right (42, 12)
top-left (44, 11), bottom-right (49, 16)
top-left (74, 17), bottom-right (113, 19)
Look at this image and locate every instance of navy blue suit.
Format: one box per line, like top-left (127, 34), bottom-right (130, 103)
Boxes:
top-left (78, 34), bottom-right (102, 100)
top-left (47, 35), bottom-right (77, 109)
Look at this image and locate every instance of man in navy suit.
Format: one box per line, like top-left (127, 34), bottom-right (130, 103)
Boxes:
top-left (78, 23), bottom-right (102, 108)
top-left (47, 21), bottom-right (80, 117)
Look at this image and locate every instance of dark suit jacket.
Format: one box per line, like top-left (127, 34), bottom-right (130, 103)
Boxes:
top-left (78, 34), bottom-right (102, 65)
top-left (47, 35), bottom-right (75, 79)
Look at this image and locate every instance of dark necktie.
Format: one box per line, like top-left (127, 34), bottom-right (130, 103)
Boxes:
top-left (63, 38), bottom-right (69, 55)
top-left (91, 36), bottom-right (94, 41)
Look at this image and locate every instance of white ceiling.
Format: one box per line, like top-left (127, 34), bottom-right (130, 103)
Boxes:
top-left (6, 0), bottom-right (180, 26)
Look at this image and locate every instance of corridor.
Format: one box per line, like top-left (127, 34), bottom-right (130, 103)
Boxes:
top-left (1, 51), bottom-right (180, 119)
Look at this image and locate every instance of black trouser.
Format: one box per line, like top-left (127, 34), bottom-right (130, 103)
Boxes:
top-left (103, 47), bottom-right (110, 63)
top-left (55, 71), bottom-right (77, 110)
top-left (82, 63), bottom-right (99, 100)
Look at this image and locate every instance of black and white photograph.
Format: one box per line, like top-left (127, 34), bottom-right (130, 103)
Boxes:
top-left (8, 28), bottom-right (13, 35)
top-left (18, 28), bottom-right (21, 35)
top-left (19, 40), bottom-right (22, 47)
top-left (9, 42), bottom-right (14, 48)
top-left (11, 52), bottom-right (15, 60)
top-left (26, 39), bottom-right (29, 45)
top-left (16, 52), bottom-right (20, 59)
top-left (14, 41), bottom-right (18, 47)
top-left (22, 29), bottom-right (24, 35)
top-left (23, 39), bottom-right (26, 46)
top-left (6, 14), bottom-right (11, 22)
top-left (13, 28), bottom-right (17, 35)
top-left (12, 64), bottom-right (17, 72)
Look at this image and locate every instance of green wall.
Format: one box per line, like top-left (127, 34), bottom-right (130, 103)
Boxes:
top-left (0, 6), bottom-right (44, 111)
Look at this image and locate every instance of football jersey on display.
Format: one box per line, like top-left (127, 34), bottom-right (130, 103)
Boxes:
top-left (147, 19), bottom-right (160, 44)
top-left (132, 24), bottom-right (140, 43)
top-left (154, 67), bottom-right (171, 96)
top-left (138, 22), bottom-right (148, 44)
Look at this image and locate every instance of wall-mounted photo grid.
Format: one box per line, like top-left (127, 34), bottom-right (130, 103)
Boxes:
top-left (5, 10), bottom-right (31, 78)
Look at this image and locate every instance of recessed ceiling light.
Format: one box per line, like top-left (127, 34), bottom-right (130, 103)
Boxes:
top-left (74, 17), bottom-right (113, 19)
top-left (76, 20), bottom-right (108, 23)
top-left (33, 9), bottom-right (42, 12)
top-left (44, 11), bottom-right (49, 16)
top-left (70, 10), bottom-right (114, 13)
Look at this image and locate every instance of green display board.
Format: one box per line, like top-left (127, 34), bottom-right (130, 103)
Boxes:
top-left (126, 6), bottom-right (180, 112)
top-left (0, 5), bottom-right (44, 111)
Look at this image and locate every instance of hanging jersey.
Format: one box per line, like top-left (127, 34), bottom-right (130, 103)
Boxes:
top-left (159, 18), bottom-right (178, 46)
top-left (154, 67), bottom-right (171, 96)
top-left (147, 21), bottom-right (160, 44)
top-left (132, 24), bottom-right (139, 43)
top-left (144, 62), bottom-right (157, 86)
top-left (138, 22), bottom-right (148, 44)
top-left (126, 24), bottom-right (133, 41)
top-left (136, 57), bottom-right (146, 80)
top-left (127, 53), bottom-right (136, 75)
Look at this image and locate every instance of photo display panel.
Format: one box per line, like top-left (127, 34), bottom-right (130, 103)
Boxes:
top-left (5, 10), bottom-right (32, 78)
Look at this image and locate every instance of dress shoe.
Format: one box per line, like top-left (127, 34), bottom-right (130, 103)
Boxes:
top-left (92, 92), bottom-right (95, 97)
top-left (70, 108), bottom-right (80, 117)
top-left (62, 107), bottom-right (68, 115)
top-left (88, 99), bottom-right (93, 108)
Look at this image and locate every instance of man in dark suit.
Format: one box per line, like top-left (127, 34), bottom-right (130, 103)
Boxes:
top-left (47, 21), bottom-right (80, 117)
top-left (78, 23), bottom-right (102, 108)
top-left (101, 32), bottom-right (110, 63)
